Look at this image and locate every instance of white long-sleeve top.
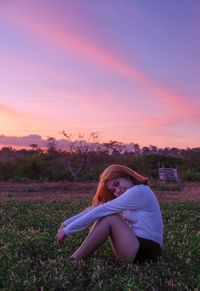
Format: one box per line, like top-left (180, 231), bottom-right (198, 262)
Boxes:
top-left (63, 185), bottom-right (163, 246)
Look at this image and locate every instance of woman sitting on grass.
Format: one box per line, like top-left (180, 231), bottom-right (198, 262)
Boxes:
top-left (56, 164), bottom-right (163, 264)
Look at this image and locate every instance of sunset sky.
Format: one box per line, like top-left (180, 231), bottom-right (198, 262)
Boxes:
top-left (0, 0), bottom-right (200, 149)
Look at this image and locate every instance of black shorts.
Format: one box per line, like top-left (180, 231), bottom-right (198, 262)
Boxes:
top-left (134, 237), bottom-right (162, 264)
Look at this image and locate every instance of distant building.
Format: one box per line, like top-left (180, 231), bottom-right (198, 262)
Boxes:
top-left (159, 166), bottom-right (180, 183)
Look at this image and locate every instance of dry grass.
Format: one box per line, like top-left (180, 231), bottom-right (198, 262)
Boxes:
top-left (0, 181), bottom-right (199, 202)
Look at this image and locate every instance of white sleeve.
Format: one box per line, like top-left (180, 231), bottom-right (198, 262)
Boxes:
top-left (62, 206), bottom-right (95, 226)
top-left (63, 185), bottom-right (148, 236)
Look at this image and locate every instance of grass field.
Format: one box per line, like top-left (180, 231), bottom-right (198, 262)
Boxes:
top-left (0, 199), bottom-right (200, 290)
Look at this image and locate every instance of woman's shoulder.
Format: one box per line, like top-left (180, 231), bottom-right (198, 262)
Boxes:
top-left (132, 184), bottom-right (149, 190)
top-left (129, 184), bottom-right (154, 196)
top-left (125, 184), bottom-right (148, 196)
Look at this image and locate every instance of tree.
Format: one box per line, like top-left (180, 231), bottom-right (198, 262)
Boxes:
top-left (30, 143), bottom-right (43, 154)
top-left (0, 146), bottom-right (15, 161)
top-left (60, 131), bottom-right (100, 180)
top-left (103, 140), bottom-right (125, 155)
top-left (141, 146), bottom-right (151, 155)
top-left (47, 137), bottom-right (58, 153)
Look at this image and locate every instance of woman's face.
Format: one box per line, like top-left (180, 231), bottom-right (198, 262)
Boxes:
top-left (106, 177), bottom-right (133, 198)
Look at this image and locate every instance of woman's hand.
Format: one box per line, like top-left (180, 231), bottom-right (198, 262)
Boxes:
top-left (55, 228), bottom-right (67, 245)
top-left (58, 223), bottom-right (65, 232)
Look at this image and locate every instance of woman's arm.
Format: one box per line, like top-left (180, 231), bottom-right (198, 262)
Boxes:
top-left (62, 206), bottom-right (95, 227)
top-left (56, 205), bottom-right (95, 244)
top-left (63, 185), bottom-right (148, 236)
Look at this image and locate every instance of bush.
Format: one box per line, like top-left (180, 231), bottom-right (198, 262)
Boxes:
top-left (182, 170), bottom-right (200, 182)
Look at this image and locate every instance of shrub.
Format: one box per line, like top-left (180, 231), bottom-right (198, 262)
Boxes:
top-left (182, 170), bottom-right (200, 182)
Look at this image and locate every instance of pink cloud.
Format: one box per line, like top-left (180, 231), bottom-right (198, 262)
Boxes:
top-left (0, 103), bottom-right (28, 119)
top-left (135, 115), bottom-right (200, 128)
top-left (0, 101), bottom-right (48, 131)
top-left (1, 2), bottom-right (199, 121)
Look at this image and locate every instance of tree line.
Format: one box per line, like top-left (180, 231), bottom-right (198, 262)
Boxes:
top-left (0, 137), bottom-right (199, 182)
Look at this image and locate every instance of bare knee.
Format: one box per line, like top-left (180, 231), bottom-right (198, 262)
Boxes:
top-left (98, 214), bottom-right (122, 225)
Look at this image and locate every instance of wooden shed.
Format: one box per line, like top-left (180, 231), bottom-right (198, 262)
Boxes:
top-left (159, 166), bottom-right (180, 183)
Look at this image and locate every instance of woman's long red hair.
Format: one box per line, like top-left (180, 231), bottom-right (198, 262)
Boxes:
top-left (92, 164), bottom-right (149, 206)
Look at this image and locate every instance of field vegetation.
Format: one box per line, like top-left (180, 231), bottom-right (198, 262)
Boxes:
top-left (0, 199), bottom-right (200, 290)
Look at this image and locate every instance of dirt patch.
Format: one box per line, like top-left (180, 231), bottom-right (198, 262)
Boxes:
top-left (0, 182), bottom-right (199, 202)
top-left (0, 182), bottom-right (96, 202)
top-left (155, 186), bottom-right (200, 202)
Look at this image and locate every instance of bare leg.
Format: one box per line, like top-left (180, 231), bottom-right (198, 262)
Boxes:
top-left (71, 214), bottom-right (139, 261)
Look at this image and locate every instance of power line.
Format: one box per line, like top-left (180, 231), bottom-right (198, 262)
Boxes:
top-left (0, 129), bottom-right (198, 137)
top-left (0, 93), bottom-right (200, 104)
top-left (0, 121), bottom-right (199, 133)
top-left (0, 114), bottom-right (199, 126)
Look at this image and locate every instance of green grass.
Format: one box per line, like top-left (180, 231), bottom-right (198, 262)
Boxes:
top-left (0, 200), bottom-right (200, 290)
